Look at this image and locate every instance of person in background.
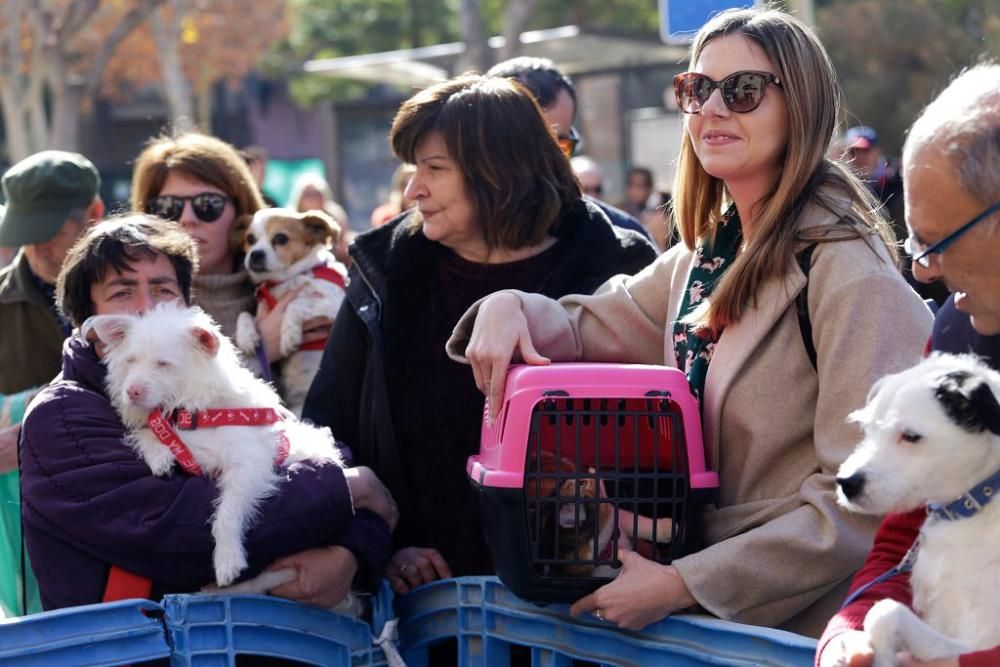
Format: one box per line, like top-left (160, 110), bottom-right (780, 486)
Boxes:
top-left (570, 155), bottom-right (605, 198)
top-left (288, 172), bottom-right (352, 265)
top-left (302, 74), bottom-right (656, 597)
top-left (370, 163), bottom-right (416, 228)
top-left (241, 145), bottom-right (279, 207)
top-left (487, 56), bottom-right (654, 243)
top-left (19, 215), bottom-right (394, 611)
top-left (131, 132), bottom-right (330, 375)
top-left (817, 61), bottom-right (1000, 667)
top-left (449, 7), bottom-right (931, 637)
top-left (620, 167), bottom-right (655, 219)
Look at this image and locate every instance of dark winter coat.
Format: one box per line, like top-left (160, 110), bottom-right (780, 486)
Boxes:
top-left (302, 199), bottom-right (657, 573)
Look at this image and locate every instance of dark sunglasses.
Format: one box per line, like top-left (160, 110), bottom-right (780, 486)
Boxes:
top-left (557, 126), bottom-right (581, 158)
top-left (146, 192), bottom-right (232, 223)
top-left (673, 70), bottom-right (782, 114)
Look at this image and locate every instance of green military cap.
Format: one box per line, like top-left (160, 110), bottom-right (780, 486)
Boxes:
top-left (0, 150), bottom-right (100, 246)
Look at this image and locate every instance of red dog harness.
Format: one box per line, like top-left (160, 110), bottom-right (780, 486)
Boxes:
top-left (255, 265), bottom-right (346, 352)
top-left (146, 407), bottom-right (291, 477)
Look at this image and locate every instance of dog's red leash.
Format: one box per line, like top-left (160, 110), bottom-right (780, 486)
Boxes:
top-left (146, 407), bottom-right (291, 477)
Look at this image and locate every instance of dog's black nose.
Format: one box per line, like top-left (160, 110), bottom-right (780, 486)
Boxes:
top-left (837, 472), bottom-right (865, 500)
top-left (248, 249), bottom-right (267, 272)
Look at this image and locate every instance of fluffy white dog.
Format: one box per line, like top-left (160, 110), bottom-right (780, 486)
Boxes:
top-left (84, 302), bottom-right (344, 587)
top-left (836, 353), bottom-right (1000, 666)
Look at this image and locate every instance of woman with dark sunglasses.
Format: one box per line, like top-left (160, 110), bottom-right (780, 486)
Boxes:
top-left (450, 7), bottom-right (932, 636)
top-left (131, 132), bottom-right (328, 370)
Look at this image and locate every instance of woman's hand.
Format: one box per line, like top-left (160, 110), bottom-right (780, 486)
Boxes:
top-left (267, 545), bottom-right (358, 608)
top-left (385, 547), bottom-right (452, 594)
top-left (569, 551), bottom-right (696, 630)
top-left (343, 466), bottom-right (398, 531)
top-left (465, 292), bottom-right (550, 421)
top-left (255, 285), bottom-right (306, 362)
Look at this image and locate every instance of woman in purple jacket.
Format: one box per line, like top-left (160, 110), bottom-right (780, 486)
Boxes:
top-left (19, 214), bottom-right (395, 611)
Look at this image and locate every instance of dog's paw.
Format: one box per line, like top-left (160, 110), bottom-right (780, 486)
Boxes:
top-left (235, 312), bottom-right (260, 354)
top-left (145, 448), bottom-right (176, 477)
top-left (213, 543), bottom-right (248, 587)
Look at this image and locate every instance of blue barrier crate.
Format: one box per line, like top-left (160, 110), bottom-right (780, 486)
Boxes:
top-left (163, 593), bottom-right (388, 666)
top-left (0, 598), bottom-right (170, 666)
top-left (393, 577), bottom-right (817, 666)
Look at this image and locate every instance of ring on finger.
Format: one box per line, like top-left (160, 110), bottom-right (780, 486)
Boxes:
top-left (592, 609), bottom-right (606, 621)
top-left (400, 563), bottom-right (415, 575)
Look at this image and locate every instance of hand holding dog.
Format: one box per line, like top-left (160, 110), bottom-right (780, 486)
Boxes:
top-left (569, 550), bottom-right (696, 630)
top-left (386, 547), bottom-right (452, 594)
top-left (819, 632), bottom-right (959, 667)
top-left (465, 292), bottom-right (550, 422)
top-left (343, 466), bottom-right (398, 531)
top-left (267, 545), bottom-right (358, 608)
top-left (256, 285), bottom-right (333, 362)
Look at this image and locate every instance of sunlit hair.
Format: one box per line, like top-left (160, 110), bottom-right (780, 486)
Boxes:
top-left (57, 214), bottom-right (198, 328)
top-left (390, 73), bottom-right (581, 250)
top-left (131, 131), bottom-right (265, 223)
top-left (671, 7), bottom-right (896, 333)
top-left (903, 61), bottom-right (1000, 211)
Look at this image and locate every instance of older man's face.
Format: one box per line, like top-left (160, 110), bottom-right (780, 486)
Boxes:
top-left (905, 143), bottom-right (1000, 334)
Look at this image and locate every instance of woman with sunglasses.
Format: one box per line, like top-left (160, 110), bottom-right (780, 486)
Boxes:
top-left (301, 74), bottom-right (656, 598)
top-left (131, 132), bottom-right (325, 369)
top-left (449, 8), bottom-right (932, 635)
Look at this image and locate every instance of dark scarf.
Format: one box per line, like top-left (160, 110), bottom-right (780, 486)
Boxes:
top-left (671, 207), bottom-right (743, 401)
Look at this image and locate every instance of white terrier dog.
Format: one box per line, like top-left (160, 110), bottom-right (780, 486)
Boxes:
top-left (84, 302), bottom-right (345, 588)
top-left (836, 353), bottom-right (1000, 666)
top-left (233, 208), bottom-right (346, 416)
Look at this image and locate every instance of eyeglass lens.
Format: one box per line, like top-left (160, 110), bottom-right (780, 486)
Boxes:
top-left (674, 71), bottom-right (774, 114)
top-left (148, 193), bottom-right (229, 223)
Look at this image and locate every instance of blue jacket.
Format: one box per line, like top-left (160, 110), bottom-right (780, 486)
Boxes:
top-left (20, 336), bottom-right (390, 611)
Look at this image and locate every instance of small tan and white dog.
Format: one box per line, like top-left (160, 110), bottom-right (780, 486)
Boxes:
top-left (233, 208), bottom-right (347, 415)
top-left (836, 353), bottom-right (1000, 666)
top-left (85, 302), bottom-right (345, 588)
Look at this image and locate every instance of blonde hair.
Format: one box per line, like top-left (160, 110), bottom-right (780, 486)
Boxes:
top-left (672, 7), bottom-right (896, 333)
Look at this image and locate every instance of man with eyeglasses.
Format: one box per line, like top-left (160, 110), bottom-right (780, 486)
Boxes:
top-left (818, 62), bottom-right (1000, 667)
top-left (487, 57), bottom-right (654, 243)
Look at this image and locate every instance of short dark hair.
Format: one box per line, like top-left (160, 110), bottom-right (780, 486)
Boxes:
top-left (57, 214), bottom-right (198, 328)
top-left (627, 167), bottom-right (654, 189)
top-left (487, 57), bottom-right (576, 112)
top-left (389, 74), bottom-right (581, 250)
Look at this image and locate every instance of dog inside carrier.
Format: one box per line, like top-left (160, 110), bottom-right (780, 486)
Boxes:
top-left (469, 363), bottom-right (719, 603)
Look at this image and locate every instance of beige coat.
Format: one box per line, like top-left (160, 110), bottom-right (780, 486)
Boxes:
top-left (448, 205), bottom-right (933, 637)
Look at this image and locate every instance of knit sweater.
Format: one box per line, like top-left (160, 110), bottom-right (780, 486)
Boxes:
top-left (192, 270), bottom-right (255, 338)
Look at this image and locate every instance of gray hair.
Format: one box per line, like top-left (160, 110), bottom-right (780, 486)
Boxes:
top-left (904, 62), bottom-right (1000, 206)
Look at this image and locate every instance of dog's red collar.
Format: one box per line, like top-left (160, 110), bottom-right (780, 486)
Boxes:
top-left (146, 407), bottom-right (291, 477)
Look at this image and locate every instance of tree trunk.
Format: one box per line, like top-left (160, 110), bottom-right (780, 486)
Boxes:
top-left (0, 95), bottom-right (32, 162)
top-left (459, 0), bottom-right (490, 73)
top-left (150, 1), bottom-right (196, 130)
top-left (499, 0), bottom-right (540, 61)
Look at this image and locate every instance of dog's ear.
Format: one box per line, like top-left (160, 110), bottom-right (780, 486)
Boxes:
top-left (301, 210), bottom-right (342, 246)
top-left (230, 214), bottom-right (253, 252)
top-left (190, 326), bottom-right (220, 358)
top-left (934, 370), bottom-right (1000, 436)
top-left (82, 315), bottom-right (133, 348)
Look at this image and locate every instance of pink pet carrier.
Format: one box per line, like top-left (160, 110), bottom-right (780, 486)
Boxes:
top-left (468, 363), bottom-right (719, 603)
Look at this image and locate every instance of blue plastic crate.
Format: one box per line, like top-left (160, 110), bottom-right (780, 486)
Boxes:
top-left (163, 593), bottom-right (388, 666)
top-left (393, 577), bottom-right (817, 666)
top-left (0, 598), bottom-right (170, 666)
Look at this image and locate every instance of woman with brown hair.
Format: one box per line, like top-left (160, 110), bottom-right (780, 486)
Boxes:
top-left (302, 73), bottom-right (656, 593)
top-left (132, 132), bottom-right (328, 369)
top-left (449, 8), bottom-right (932, 636)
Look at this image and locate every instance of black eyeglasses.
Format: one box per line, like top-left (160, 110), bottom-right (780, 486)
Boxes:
top-left (905, 200), bottom-right (1000, 268)
top-left (673, 70), bottom-right (782, 114)
top-left (146, 193), bottom-right (232, 223)
top-left (557, 126), bottom-right (581, 158)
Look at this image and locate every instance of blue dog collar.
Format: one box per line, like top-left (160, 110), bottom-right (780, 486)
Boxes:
top-left (927, 466), bottom-right (1000, 522)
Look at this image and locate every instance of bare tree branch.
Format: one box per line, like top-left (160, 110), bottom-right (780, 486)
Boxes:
top-left (500, 0), bottom-right (541, 61)
top-left (80, 0), bottom-right (169, 99)
top-left (56, 0), bottom-right (99, 44)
